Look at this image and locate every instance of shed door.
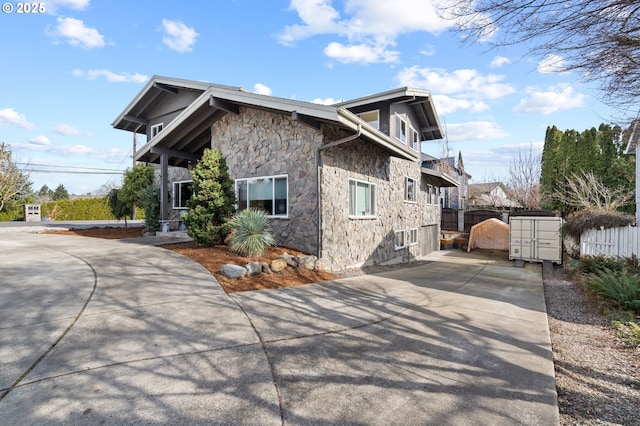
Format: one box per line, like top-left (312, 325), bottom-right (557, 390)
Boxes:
top-left (421, 224), bottom-right (438, 254)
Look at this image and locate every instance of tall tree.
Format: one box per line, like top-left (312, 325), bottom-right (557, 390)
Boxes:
top-left (37, 184), bottom-right (54, 202)
top-left (119, 163), bottom-right (155, 209)
top-left (507, 144), bottom-right (541, 210)
top-left (52, 184), bottom-right (70, 200)
top-left (447, 0), bottom-right (640, 107)
top-left (0, 142), bottom-right (31, 212)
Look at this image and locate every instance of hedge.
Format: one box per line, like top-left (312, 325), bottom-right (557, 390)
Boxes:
top-left (0, 197), bottom-right (145, 221)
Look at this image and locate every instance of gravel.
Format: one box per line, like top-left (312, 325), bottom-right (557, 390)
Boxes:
top-left (543, 265), bottom-right (640, 425)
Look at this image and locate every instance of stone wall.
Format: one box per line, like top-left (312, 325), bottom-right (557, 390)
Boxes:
top-left (320, 138), bottom-right (441, 271)
top-left (210, 107), bottom-right (322, 255)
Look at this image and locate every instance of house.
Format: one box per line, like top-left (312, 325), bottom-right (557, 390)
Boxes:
top-left (468, 182), bottom-right (522, 209)
top-left (421, 153), bottom-right (471, 210)
top-left (112, 76), bottom-right (456, 271)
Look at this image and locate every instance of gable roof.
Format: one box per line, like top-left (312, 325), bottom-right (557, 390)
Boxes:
top-left (112, 76), bottom-right (444, 167)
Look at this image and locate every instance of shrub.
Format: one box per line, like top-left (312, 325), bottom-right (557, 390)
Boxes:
top-left (141, 184), bottom-right (161, 232)
top-left (182, 149), bottom-right (236, 245)
top-left (586, 268), bottom-right (640, 313)
top-left (579, 255), bottom-right (628, 275)
top-left (228, 208), bottom-right (276, 257)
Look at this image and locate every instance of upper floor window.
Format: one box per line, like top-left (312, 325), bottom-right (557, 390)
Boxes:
top-left (236, 175), bottom-right (288, 218)
top-left (426, 184), bottom-right (438, 205)
top-left (151, 123), bottom-right (164, 138)
top-left (410, 128), bottom-right (419, 151)
top-left (173, 180), bottom-right (192, 209)
top-left (357, 110), bottom-right (380, 130)
top-left (349, 178), bottom-right (376, 218)
top-left (395, 115), bottom-right (407, 143)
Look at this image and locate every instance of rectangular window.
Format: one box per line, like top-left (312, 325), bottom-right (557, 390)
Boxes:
top-left (235, 175), bottom-right (288, 217)
top-left (409, 228), bottom-right (418, 245)
top-left (395, 230), bottom-right (406, 250)
top-left (426, 184), bottom-right (438, 205)
top-left (357, 110), bottom-right (380, 130)
top-left (405, 177), bottom-right (417, 203)
top-left (410, 128), bottom-right (419, 151)
top-left (394, 115), bottom-right (407, 143)
top-left (349, 178), bottom-right (376, 218)
top-left (172, 180), bottom-right (192, 209)
top-left (150, 123), bottom-right (164, 138)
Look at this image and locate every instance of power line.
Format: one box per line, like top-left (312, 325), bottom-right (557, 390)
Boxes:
top-left (15, 162), bottom-right (125, 172)
top-left (26, 170), bottom-right (123, 175)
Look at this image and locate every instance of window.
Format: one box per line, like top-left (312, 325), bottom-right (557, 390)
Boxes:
top-left (395, 230), bottom-right (405, 250)
top-left (236, 175), bottom-right (288, 217)
top-left (405, 177), bottom-right (417, 203)
top-left (410, 128), bottom-right (419, 151)
top-left (357, 110), bottom-right (380, 130)
top-left (426, 184), bottom-right (438, 205)
top-left (349, 179), bottom-right (376, 218)
top-left (150, 123), bottom-right (164, 138)
top-left (173, 180), bottom-right (192, 209)
top-left (409, 228), bottom-right (418, 245)
top-left (394, 115), bottom-right (408, 143)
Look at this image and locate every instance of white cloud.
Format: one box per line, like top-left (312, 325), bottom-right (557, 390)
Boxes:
top-left (490, 56), bottom-right (510, 68)
top-left (253, 83), bottom-right (272, 95)
top-left (162, 19), bottom-right (198, 52)
top-left (445, 121), bottom-right (510, 142)
top-left (0, 108), bottom-right (35, 129)
top-left (54, 124), bottom-right (81, 136)
top-left (312, 97), bottom-right (339, 105)
top-left (50, 17), bottom-right (105, 49)
top-left (278, 0), bottom-right (455, 64)
top-left (420, 44), bottom-right (436, 56)
top-left (72, 69), bottom-right (148, 83)
top-left (397, 66), bottom-right (516, 100)
top-left (14, 141), bottom-right (127, 162)
top-left (324, 41), bottom-right (399, 64)
top-left (29, 135), bottom-right (51, 145)
top-left (433, 95), bottom-right (489, 115)
top-left (513, 83), bottom-right (586, 115)
top-left (537, 54), bottom-right (568, 74)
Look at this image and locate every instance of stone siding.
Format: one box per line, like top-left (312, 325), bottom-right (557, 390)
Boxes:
top-left (210, 107), bottom-right (322, 255)
top-left (320, 139), bottom-right (440, 271)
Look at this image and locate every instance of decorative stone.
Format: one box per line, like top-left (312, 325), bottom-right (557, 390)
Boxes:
top-left (220, 264), bottom-right (247, 279)
top-left (295, 255), bottom-right (317, 270)
top-left (260, 262), bottom-right (273, 274)
top-left (270, 258), bottom-right (287, 272)
top-left (246, 262), bottom-right (262, 276)
top-left (279, 252), bottom-right (298, 268)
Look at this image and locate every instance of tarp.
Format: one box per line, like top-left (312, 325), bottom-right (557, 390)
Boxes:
top-left (467, 218), bottom-right (509, 252)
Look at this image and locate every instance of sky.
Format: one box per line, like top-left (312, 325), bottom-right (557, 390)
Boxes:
top-left (0, 0), bottom-right (625, 195)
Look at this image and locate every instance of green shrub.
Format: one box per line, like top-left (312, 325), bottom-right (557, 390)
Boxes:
top-left (579, 255), bottom-right (628, 275)
top-left (141, 184), bottom-right (161, 232)
top-left (586, 268), bottom-right (640, 313)
top-left (42, 197), bottom-right (119, 220)
top-left (228, 208), bottom-right (276, 258)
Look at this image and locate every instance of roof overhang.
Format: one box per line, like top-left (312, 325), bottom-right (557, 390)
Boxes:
top-left (421, 167), bottom-right (459, 187)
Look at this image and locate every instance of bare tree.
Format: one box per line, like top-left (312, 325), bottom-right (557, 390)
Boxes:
top-left (445, 0), bottom-right (640, 107)
top-left (553, 170), bottom-right (634, 212)
top-left (0, 143), bottom-right (30, 212)
top-left (507, 144), bottom-right (541, 210)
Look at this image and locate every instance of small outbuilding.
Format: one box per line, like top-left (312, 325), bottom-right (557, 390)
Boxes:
top-left (467, 218), bottom-right (509, 252)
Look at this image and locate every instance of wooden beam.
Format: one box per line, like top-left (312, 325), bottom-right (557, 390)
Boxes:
top-left (123, 115), bottom-right (148, 125)
top-left (153, 82), bottom-right (179, 94)
top-left (291, 111), bottom-right (321, 129)
top-left (150, 147), bottom-right (199, 161)
top-left (209, 96), bottom-right (239, 114)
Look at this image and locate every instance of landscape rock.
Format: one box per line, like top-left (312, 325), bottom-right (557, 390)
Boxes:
top-left (270, 258), bottom-right (287, 272)
top-left (279, 252), bottom-right (298, 268)
top-left (246, 262), bottom-right (262, 276)
top-left (260, 262), bottom-right (273, 274)
top-left (295, 255), bottom-right (318, 270)
top-left (220, 264), bottom-right (247, 279)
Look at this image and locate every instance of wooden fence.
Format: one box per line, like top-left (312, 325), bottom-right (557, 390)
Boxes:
top-left (580, 226), bottom-right (640, 258)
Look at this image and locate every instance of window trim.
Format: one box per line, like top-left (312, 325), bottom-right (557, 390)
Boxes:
top-left (172, 180), bottom-right (192, 210)
top-left (409, 228), bottom-right (418, 246)
top-left (150, 123), bottom-right (164, 139)
top-left (394, 229), bottom-right (406, 250)
top-left (410, 127), bottom-right (419, 151)
top-left (404, 176), bottom-right (417, 203)
top-left (235, 174), bottom-right (289, 218)
top-left (348, 178), bottom-right (376, 219)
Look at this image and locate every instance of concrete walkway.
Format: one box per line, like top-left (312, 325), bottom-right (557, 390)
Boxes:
top-left (0, 232), bottom-right (559, 425)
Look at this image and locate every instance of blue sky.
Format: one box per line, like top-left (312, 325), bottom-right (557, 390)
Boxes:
top-left (0, 0), bottom-right (622, 194)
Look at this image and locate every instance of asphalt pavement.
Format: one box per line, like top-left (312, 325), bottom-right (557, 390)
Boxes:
top-left (0, 230), bottom-right (559, 425)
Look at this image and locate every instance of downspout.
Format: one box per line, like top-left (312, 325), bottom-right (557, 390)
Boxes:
top-left (316, 123), bottom-right (362, 260)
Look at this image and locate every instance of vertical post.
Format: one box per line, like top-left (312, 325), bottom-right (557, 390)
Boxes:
top-left (160, 152), bottom-right (168, 221)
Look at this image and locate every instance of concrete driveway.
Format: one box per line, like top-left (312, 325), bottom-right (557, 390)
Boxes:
top-left (0, 232), bottom-right (559, 425)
